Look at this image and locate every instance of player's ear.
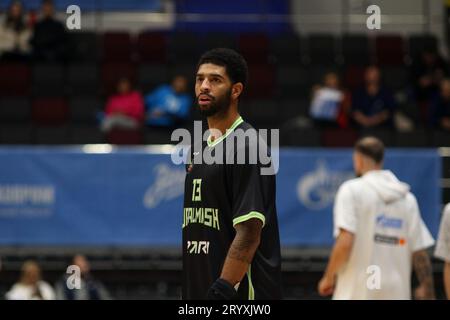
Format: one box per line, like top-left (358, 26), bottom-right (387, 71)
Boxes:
top-left (231, 82), bottom-right (243, 100)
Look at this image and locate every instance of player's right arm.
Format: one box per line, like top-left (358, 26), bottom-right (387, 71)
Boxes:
top-left (318, 229), bottom-right (354, 296)
top-left (318, 182), bottom-right (357, 297)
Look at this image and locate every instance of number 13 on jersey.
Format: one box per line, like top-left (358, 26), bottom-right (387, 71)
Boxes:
top-left (192, 179), bottom-right (202, 202)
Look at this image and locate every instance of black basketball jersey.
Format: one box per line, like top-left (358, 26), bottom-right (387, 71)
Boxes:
top-left (182, 116), bottom-right (282, 300)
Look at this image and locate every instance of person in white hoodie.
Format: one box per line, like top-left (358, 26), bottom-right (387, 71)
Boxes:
top-left (434, 203), bottom-right (450, 299)
top-left (318, 136), bottom-right (435, 299)
top-left (6, 260), bottom-right (55, 300)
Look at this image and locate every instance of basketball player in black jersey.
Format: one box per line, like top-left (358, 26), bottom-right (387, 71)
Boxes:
top-left (182, 48), bottom-right (282, 300)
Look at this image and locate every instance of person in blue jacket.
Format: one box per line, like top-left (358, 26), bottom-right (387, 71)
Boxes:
top-left (145, 75), bottom-right (192, 127)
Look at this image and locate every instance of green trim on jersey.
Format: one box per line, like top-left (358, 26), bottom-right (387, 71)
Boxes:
top-left (233, 211), bottom-right (266, 228)
top-left (207, 116), bottom-right (244, 148)
top-left (247, 265), bottom-right (255, 300)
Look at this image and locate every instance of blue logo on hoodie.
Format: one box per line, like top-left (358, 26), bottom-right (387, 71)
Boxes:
top-left (376, 214), bottom-right (403, 229)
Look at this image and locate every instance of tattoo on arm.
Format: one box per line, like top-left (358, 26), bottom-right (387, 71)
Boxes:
top-left (227, 219), bottom-right (262, 264)
top-left (413, 250), bottom-right (435, 298)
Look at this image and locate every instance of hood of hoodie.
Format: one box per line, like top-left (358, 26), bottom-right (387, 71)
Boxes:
top-left (362, 170), bottom-right (410, 203)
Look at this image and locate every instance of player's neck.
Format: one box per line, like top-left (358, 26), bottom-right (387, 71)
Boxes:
top-left (207, 108), bottom-right (240, 141)
top-left (361, 167), bottom-right (382, 176)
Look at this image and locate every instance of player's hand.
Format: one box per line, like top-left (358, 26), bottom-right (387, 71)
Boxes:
top-left (414, 284), bottom-right (434, 300)
top-left (206, 278), bottom-right (237, 300)
top-left (318, 275), bottom-right (335, 297)
top-left (414, 285), bottom-right (426, 300)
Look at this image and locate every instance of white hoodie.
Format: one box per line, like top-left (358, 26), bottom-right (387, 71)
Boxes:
top-left (332, 170), bottom-right (434, 300)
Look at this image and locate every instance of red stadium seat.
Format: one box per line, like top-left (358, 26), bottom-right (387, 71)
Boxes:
top-left (107, 128), bottom-right (143, 145)
top-left (321, 128), bottom-right (358, 147)
top-left (32, 97), bottom-right (69, 126)
top-left (344, 65), bottom-right (365, 91)
top-left (246, 65), bottom-right (275, 99)
top-left (101, 63), bottom-right (137, 96)
top-left (137, 32), bottom-right (167, 63)
top-left (102, 31), bottom-right (133, 62)
top-left (238, 33), bottom-right (270, 64)
top-left (0, 63), bottom-right (31, 96)
top-left (375, 35), bottom-right (405, 66)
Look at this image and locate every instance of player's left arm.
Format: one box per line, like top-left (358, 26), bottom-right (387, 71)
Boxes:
top-left (444, 261), bottom-right (450, 299)
top-left (206, 218), bottom-right (262, 299)
top-left (412, 249), bottom-right (436, 300)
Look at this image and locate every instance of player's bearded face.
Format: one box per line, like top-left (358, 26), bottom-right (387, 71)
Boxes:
top-left (196, 87), bottom-right (232, 117)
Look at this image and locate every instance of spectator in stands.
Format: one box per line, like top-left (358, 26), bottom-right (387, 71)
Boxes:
top-left (5, 260), bottom-right (55, 300)
top-left (55, 254), bottom-right (112, 300)
top-left (309, 71), bottom-right (351, 128)
top-left (351, 66), bottom-right (396, 129)
top-left (144, 75), bottom-right (192, 128)
top-left (411, 49), bottom-right (448, 103)
top-left (430, 78), bottom-right (450, 131)
top-left (0, 0), bottom-right (31, 61)
top-left (30, 0), bottom-right (67, 62)
top-left (101, 77), bottom-right (145, 132)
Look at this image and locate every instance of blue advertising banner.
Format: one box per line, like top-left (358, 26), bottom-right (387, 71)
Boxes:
top-left (174, 0), bottom-right (291, 33)
top-left (0, 0), bottom-right (162, 11)
top-left (277, 148), bottom-right (442, 246)
top-left (0, 147), bottom-right (441, 246)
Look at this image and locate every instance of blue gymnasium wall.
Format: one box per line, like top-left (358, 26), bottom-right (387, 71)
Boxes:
top-left (174, 0), bottom-right (291, 33)
top-left (0, 147), bottom-right (441, 247)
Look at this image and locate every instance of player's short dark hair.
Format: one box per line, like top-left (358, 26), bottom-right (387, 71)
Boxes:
top-left (197, 48), bottom-right (248, 88)
top-left (354, 136), bottom-right (385, 164)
